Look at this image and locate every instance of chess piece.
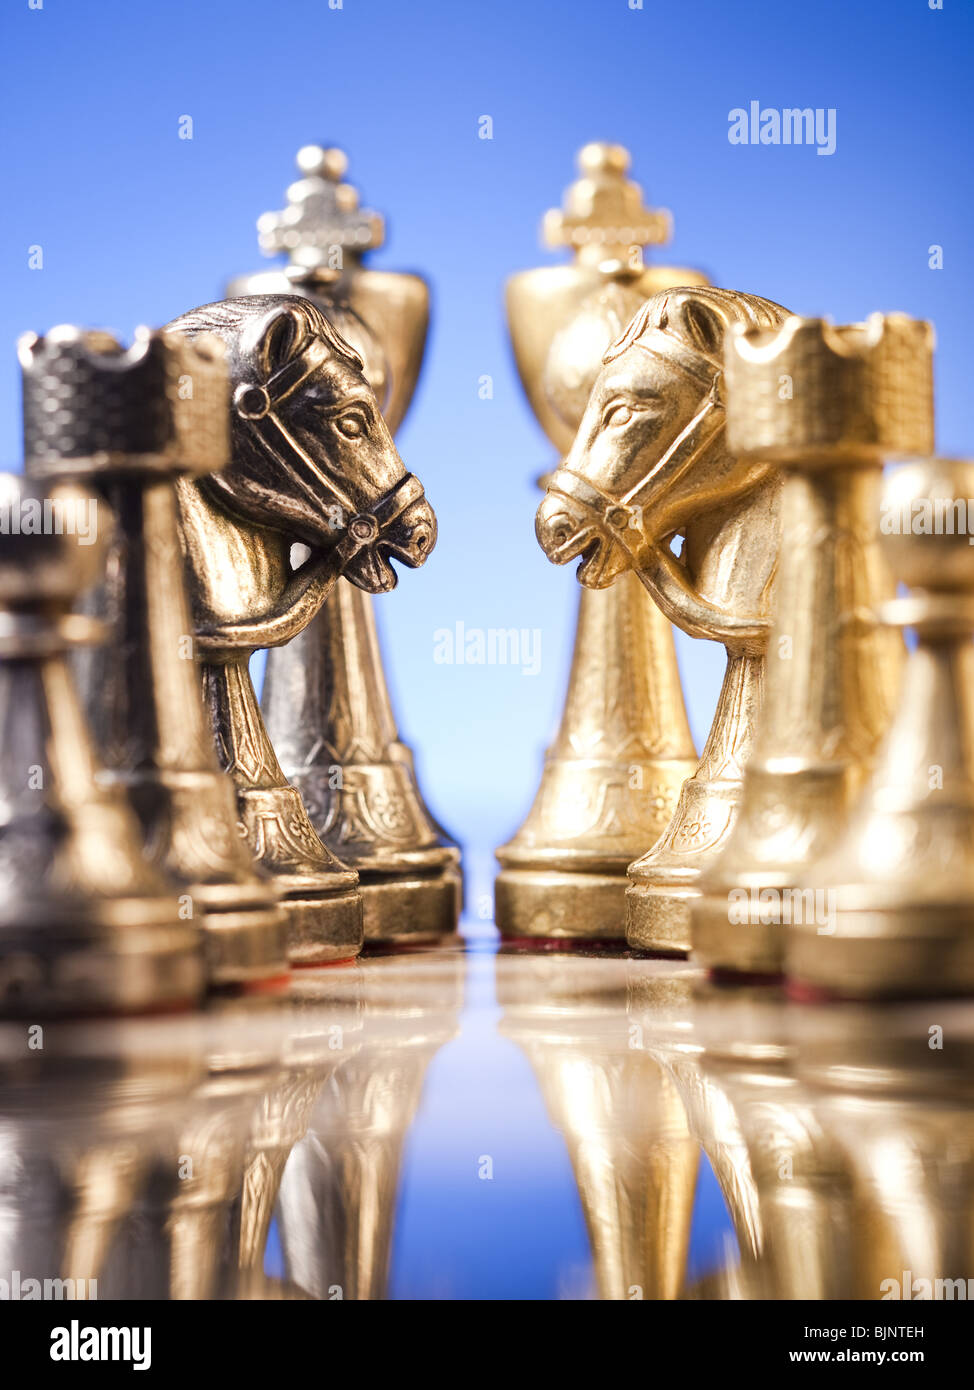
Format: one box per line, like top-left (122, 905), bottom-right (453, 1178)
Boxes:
top-left (21, 325), bottom-right (287, 988)
top-left (629, 972), bottom-right (862, 1299)
top-left (164, 293), bottom-right (437, 963)
top-left (680, 993), bottom-right (857, 1299)
top-left (790, 457), bottom-right (974, 998)
top-left (498, 954), bottom-right (699, 1298)
top-left (276, 952), bottom-right (462, 1299)
top-left (230, 145), bottom-right (461, 943)
top-left (496, 143), bottom-right (704, 941)
top-left (796, 1005), bottom-right (974, 1300)
top-left (0, 1040), bottom-right (206, 1299)
top-left (692, 314), bottom-right (934, 978)
top-left (0, 470), bottom-right (203, 1016)
top-left (234, 985), bottom-right (365, 1289)
top-left (536, 287), bottom-right (791, 955)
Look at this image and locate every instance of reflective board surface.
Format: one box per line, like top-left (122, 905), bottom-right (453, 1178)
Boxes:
top-left (2, 923), bottom-right (972, 1302)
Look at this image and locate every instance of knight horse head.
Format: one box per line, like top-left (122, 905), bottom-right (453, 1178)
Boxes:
top-left (166, 294), bottom-right (436, 639)
top-left (536, 286), bottom-right (790, 647)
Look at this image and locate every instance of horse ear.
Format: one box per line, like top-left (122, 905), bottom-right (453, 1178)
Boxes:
top-left (240, 300), bottom-right (309, 379)
top-left (675, 298), bottom-right (726, 361)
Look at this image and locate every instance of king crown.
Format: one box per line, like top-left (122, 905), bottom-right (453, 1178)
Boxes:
top-left (257, 144), bottom-right (385, 269)
top-left (725, 313), bottom-right (935, 462)
top-left (542, 142), bottom-right (672, 264)
top-left (19, 327), bottom-right (229, 479)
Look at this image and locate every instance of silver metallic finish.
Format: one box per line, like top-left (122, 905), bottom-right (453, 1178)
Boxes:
top-left (22, 326), bottom-right (288, 987)
top-left (165, 293), bottom-right (437, 962)
top-left (230, 147), bottom-right (461, 942)
top-left (0, 466), bottom-right (203, 1017)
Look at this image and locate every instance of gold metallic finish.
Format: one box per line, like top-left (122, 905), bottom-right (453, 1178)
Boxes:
top-left (166, 293), bottom-right (438, 964)
top-left (276, 953), bottom-right (463, 1299)
top-left (498, 955), bottom-right (698, 1298)
top-left (0, 473), bottom-right (203, 1017)
top-left (496, 143), bottom-right (704, 941)
top-left (789, 1004), bottom-right (974, 1302)
top-left (791, 457), bottom-right (974, 998)
top-left (495, 581), bottom-right (697, 940)
top-left (692, 314), bottom-right (935, 977)
top-left (21, 326), bottom-right (287, 987)
top-left (683, 1030), bottom-right (857, 1299)
top-left (0, 1043), bottom-right (210, 1297)
top-left (537, 286), bottom-right (792, 954)
top-left (234, 146), bottom-right (461, 942)
top-left (4, 955), bottom-right (974, 1301)
top-left (235, 994), bottom-right (365, 1288)
top-left (630, 973), bottom-right (866, 1300)
top-left (263, 579), bottom-right (461, 942)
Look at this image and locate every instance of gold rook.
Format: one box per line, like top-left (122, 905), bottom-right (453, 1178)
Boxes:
top-left (693, 314), bottom-right (934, 977)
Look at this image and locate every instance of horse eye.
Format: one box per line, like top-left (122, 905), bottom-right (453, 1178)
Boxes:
top-left (336, 410), bottom-right (367, 438)
top-left (604, 403), bottom-right (634, 428)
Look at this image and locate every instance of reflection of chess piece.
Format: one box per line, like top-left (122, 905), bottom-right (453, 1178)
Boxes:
top-left (792, 458), bottom-right (974, 998)
top-left (0, 469), bottom-right (202, 1015)
top-left (160, 1062), bottom-right (269, 1300)
top-left (0, 1046), bottom-right (201, 1300)
top-left (795, 1005), bottom-right (974, 1300)
top-left (537, 288), bottom-right (791, 955)
top-left (166, 294), bottom-right (437, 963)
top-left (627, 968), bottom-right (763, 1285)
top-left (695, 1017), bottom-right (855, 1298)
top-left (230, 146), bottom-right (461, 943)
top-left (21, 326), bottom-right (286, 987)
top-left (276, 953), bottom-right (462, 1299)
top-left (98, 1008), bottom-right (280, 1299)
top-left (233, 984), bottom-right (365, 1290)
top-left (637, 980), bottom-right (857, 1299)
top-left (0, 1007), bottom-right (280, 1303)
top-left (499, 954), bottom-right (698, 1299)
top-left (496, 144), bottom-right (703, 941)
top-left (693, 314), bottom-right (934, 978)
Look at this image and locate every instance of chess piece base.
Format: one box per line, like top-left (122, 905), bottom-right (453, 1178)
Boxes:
top-left (625, 881), bottom-right (697, 957)
top-left (788, 907), bottom-right (974, 1001)
top-left (690, 763), bottom-right (859, 978)
top-left (360, 866), bottom-right (461, 943)
top-left (115, 770), bottom-right (290, 986)
top-left (196, 898), bottom-right (290, 985)
top-left (494, 867), bottom-right (627, 942)
top-left (624, 771), bottom-right (747, 956)
top-left (237, 785), bottom-right (363, 965)
top-left (493, 574), bottom-right (697, 945)
top-left (691, 892), bottom-right (786, 979)
top-left (0, 914), bottom-right (203, 1018)
top-left (279, 890), bottom-right (363, 965)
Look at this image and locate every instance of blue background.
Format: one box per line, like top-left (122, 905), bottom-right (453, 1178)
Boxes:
top-left (2, 0), bottom-right (971, 1297)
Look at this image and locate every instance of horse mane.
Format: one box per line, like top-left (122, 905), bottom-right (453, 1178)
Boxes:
top-left (603, 285), bottom-right (791, 367)
top-left (165, 294), bottom-right (364, 372)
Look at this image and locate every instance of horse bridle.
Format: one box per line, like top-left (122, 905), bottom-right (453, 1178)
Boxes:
top-left (230, 334), bottom-right (425, 563)
top-left (545, 329), bottom-right (726, 559)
